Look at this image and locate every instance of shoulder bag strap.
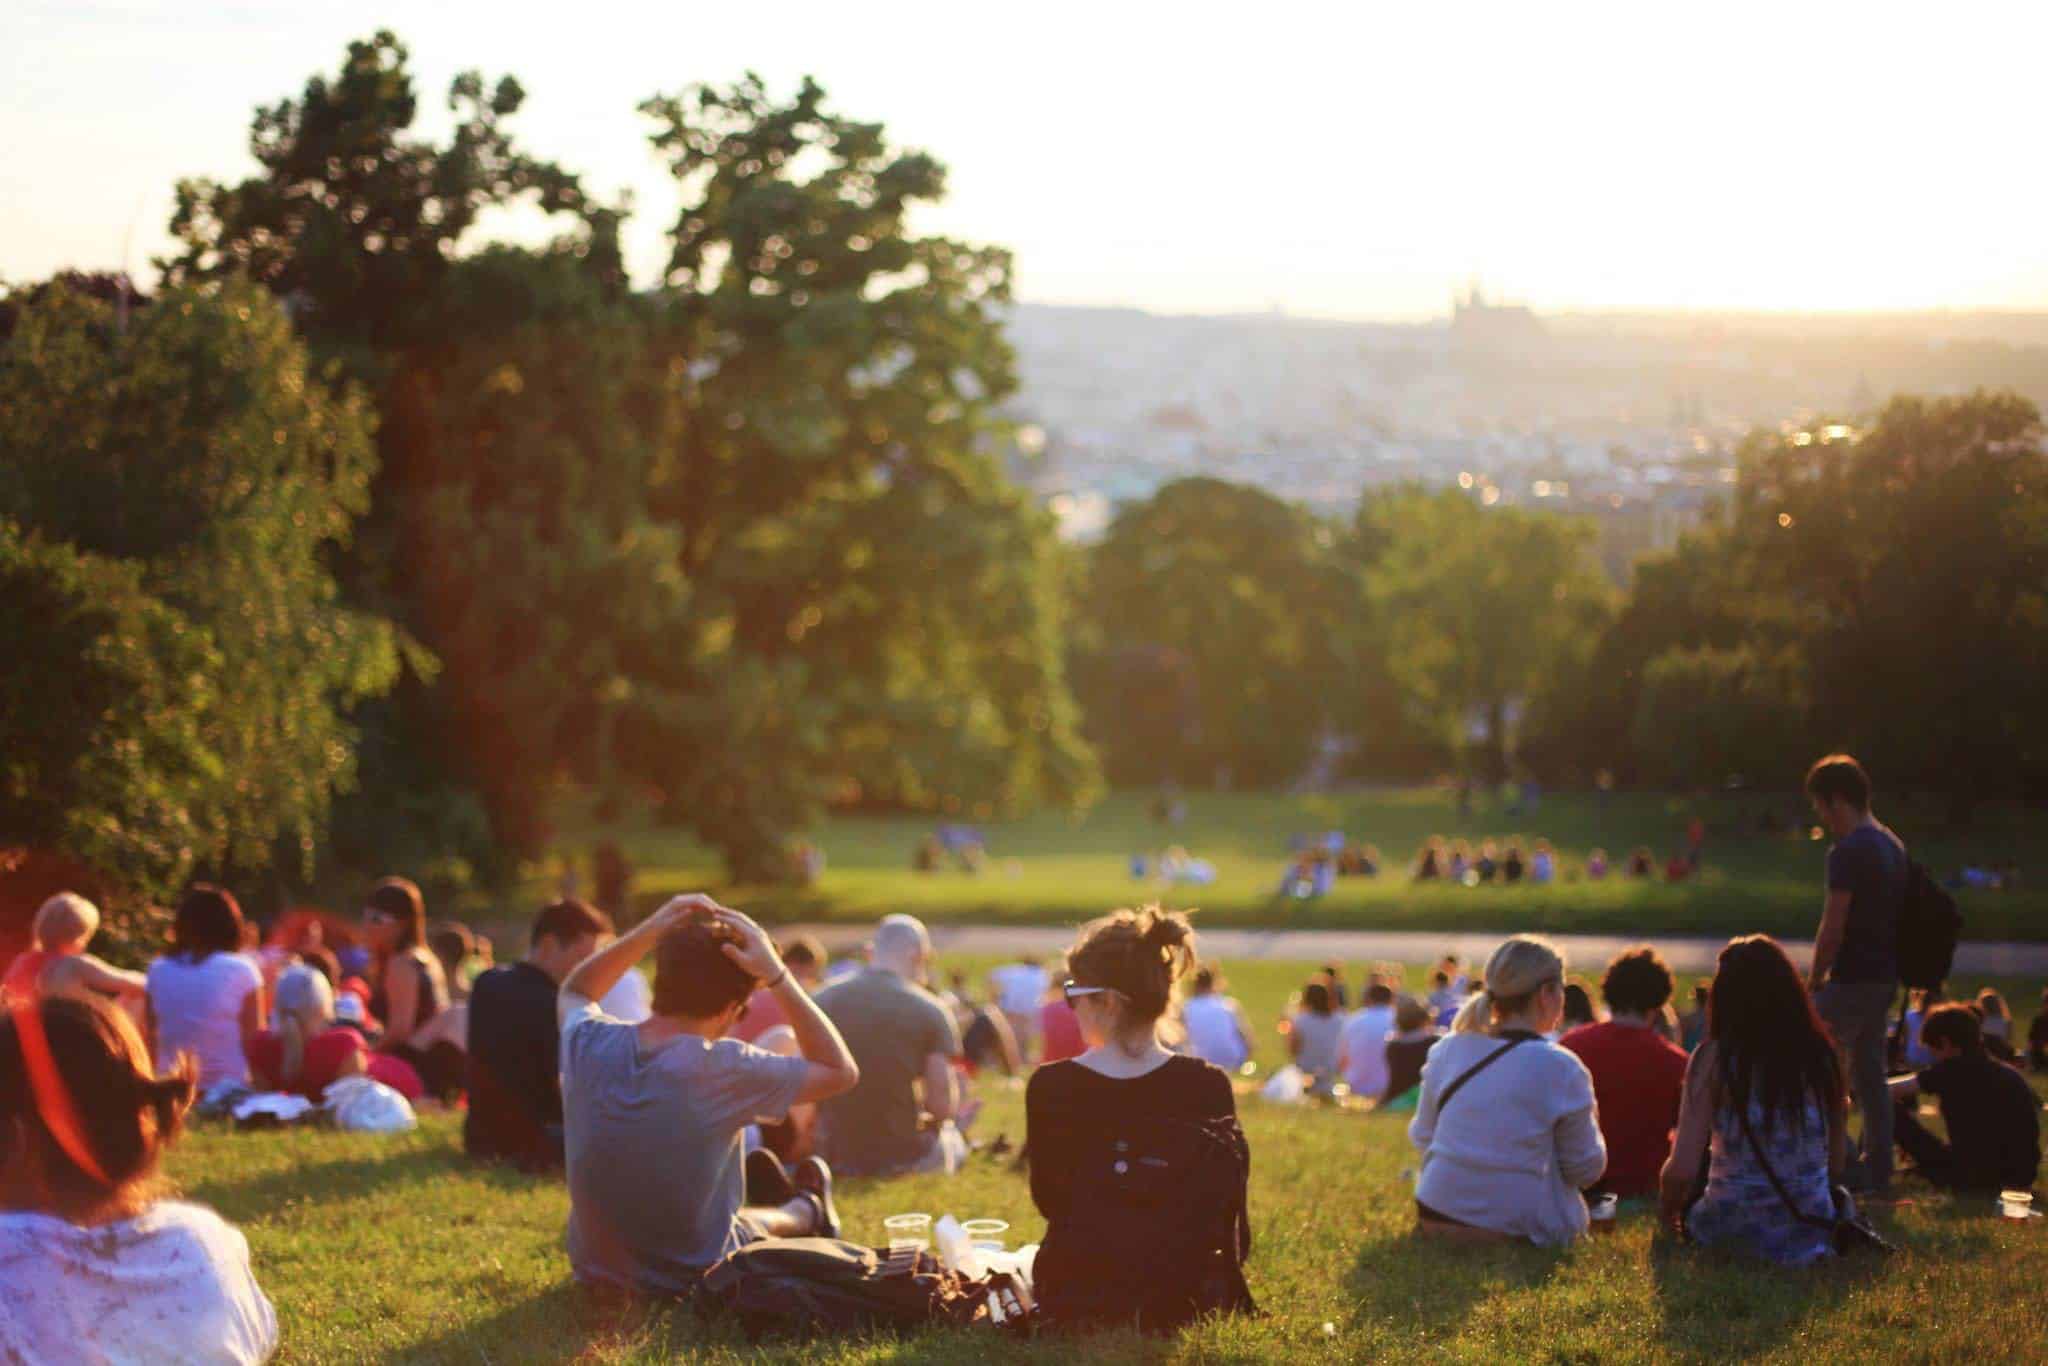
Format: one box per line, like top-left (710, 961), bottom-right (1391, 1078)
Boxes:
top-left (1734, 1102), bottom-right (1834, 1231)
top-left (1435, 1035), bottom-right (1530, 1115)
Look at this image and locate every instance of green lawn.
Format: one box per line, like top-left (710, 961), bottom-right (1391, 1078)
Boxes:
top-left (529, 789), bottom-right (2048, 941)
top-left (166, 953), bottom-right (2048, 1363)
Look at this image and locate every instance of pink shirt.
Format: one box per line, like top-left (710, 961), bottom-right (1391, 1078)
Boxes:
top-left (1039, 1000), bottom-right (1085, 1063)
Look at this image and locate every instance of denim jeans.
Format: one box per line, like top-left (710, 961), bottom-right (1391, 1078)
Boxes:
top-left (1817, 981), bottom-right (1897, 1190)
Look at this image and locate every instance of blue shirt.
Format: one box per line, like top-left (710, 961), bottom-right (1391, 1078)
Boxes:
top-left (1825, 822), bottom-right (1906, 985)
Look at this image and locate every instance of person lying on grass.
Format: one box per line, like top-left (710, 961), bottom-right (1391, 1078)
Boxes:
top-left (1887, 1002), bottom-right (2041, 1195)
top-left (1659, 936), bottom-right (1848, 1266)
top-left (1408, 935), bottom-right (1607, 1245)
top-left (0, 993), bottom-right (277, 1364)
top-left (557, 895), bottom-right (858, 1298)
top-left (1, 892), bottom-right (148, 1011)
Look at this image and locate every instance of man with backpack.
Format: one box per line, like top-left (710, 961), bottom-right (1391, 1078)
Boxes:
top-left (556, 895), bottom-right (861, 1297)
top-left (1805, 754), bottom-right (1908, 1196)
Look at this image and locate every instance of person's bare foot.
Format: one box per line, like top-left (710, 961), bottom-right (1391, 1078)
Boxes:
top-left (793, 1157), bottom-right (839, 1239)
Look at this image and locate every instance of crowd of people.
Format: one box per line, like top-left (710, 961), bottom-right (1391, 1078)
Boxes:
top-left (0, 753), bottom-right (2042, 1359)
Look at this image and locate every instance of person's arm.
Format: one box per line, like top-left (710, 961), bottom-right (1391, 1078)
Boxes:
top-left (1287, 1017), bottom-right (1305, 1062)
top-left (1555, 1065), bottom-right (1608, 1190)
top-left (921, 1052), bottom-right (958, 1123)
top-left (61, 954), bottom-right (148, 1000)
top-left (1407, 1049), bottom-right (1442, 1154)
top-left (382, 955), bottom-right (420, 1045)
top-left (1827, 1084), bottom-right (1849, 1178)
top-left (1887, 1071), bottom-right (1921, 1103)
top-left (557, 894), bottom-right (716, 1023)
top-left (714, 907), bottom-right (858, 1105)
top-left (1660, 1042), bottom-right (1717, 1234)
top-left (1809, 889), bottom-right (1852, 989)
top-left (239, 988), bottom-right (264, 1052)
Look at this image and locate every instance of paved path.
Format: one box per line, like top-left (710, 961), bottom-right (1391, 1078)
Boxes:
top-left (789, 923), bottom-right (2048, 978)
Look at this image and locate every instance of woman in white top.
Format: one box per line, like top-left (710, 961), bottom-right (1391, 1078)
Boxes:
top-left (1408, 936), bottom-right (1606, 1245)
top-left (0, 993), bottom-right (277, 1364)
top-left (146, 886), bottom-right (264, 1089)
top-left (1180, 966), bottom-right (1251, 1071)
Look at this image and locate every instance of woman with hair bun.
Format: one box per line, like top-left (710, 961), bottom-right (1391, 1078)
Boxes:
top-left (1027, 906), bottom-right (1255, 1333)
top-left (0, 994), bottom-right (277, 1362)
top-left (1407, 935), bottom-right (1607, 1244)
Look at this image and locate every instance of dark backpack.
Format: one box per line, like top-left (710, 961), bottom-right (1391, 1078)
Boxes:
top-left (1896, 858), bottom-right (1962, 991)
top-left (696, 1237), bottom-right (1002, 1338)
top-left (1034, 1112), bottom-right (1256, 1334)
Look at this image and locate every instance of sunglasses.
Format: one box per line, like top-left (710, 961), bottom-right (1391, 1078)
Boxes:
top-left (1062, 980), bottom-right (1118, 1010)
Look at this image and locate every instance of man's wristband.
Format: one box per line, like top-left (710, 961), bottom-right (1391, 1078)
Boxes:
top-left (764, 967), bottom-right (790, 991)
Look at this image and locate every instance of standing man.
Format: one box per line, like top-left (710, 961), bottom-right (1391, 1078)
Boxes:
top-left (1805, 754), bottom-right (1907, 1195)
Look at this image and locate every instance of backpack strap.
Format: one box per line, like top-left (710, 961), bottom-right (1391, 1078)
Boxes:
top-left (1434, 1035), bottom-right (1530, 1114)
top-left (1733, 1103), bottom-right (1834, 1232)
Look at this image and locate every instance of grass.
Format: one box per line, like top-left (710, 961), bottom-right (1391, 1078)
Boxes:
top-left (165, 953), bottom-right (2048, 1363)
top-left (530, 789), bottom-right (2048, 942)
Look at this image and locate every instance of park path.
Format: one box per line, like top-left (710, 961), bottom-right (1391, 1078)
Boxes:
top-left (786, 922), bottom-right (2048, 978)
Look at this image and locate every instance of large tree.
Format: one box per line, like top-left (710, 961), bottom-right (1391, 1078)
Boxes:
top-left (1353, 486), bottom-right (1613, 781)
top-left (1075, 477), bottom-right (1352, 787)
top-left (0, 280), bottom-right (403, 889)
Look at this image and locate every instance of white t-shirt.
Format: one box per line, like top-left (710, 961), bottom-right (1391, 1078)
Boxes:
top-left (1182, 993), bottom-right (1249, 1071)
top-left (1340, 1004), bottom-right (1397, 1098)
top-left (148, 953), bottom-right (263, 1086)
top-left (988, 963), bottom-right (1050, 1016)
top-left (599, 967), bottom-right (653, 1023)
top-left (0, 1201), bottom-right (277, 1365)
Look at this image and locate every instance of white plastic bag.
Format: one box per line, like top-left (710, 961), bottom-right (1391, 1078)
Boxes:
top-left (324, 1075), bottom-right (417, 1132)
top-left (1260, 1063), bottom-right (1307, 1104)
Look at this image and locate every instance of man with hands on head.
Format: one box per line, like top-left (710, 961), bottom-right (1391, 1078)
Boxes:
top-left (556, 894), bottom-right (860, 1298)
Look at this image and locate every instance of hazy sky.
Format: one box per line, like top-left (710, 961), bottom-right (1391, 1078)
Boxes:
top-left (6, 1), bottom-right (2045, 320)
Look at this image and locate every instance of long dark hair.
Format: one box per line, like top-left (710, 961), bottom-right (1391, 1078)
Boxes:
top-left (365, 877), bottom-right (425, 953)
top-left (1707, 936), bottom-right (1844, 1137)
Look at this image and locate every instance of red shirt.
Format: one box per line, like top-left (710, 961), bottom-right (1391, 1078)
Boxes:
top-left (2, 950), bottom-right (54, 1002)
top-left (730, 987), bottom-right (790, 1044)
top-left (1560, 1020), bottom-right (1687, 1196)
top-left (1039, 1000), bottom-right (1086, 1064)
top-left (247, 1027), bottom-right (367, 1100)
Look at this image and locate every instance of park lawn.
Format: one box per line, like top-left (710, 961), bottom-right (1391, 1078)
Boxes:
top-left (530, 789), bottom-right (2048, 942)
top-left (166, 954), bottom-right (2048, 1364)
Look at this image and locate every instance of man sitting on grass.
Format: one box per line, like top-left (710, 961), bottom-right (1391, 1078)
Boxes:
top-left (1561, 946), bottom-right (1688, 1198)
top-left (1888, 1002), bottom-right (2041, 1194)
top-left (462, 898), bottom-right (612, 1171)
top-left (558, 895), bottom-right (859, 1297)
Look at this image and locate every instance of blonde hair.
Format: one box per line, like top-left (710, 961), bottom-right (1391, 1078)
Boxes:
top-left (32, 893), bottom-right (99, 952)
top-left (1451, 936), bottom-right (1567, 1035)
top-left (273, 964), bottom-right (335, 1083)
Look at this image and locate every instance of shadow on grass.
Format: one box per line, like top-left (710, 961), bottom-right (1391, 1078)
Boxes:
top-left (1645, 1230), bottom-right (1888, 1357)
top-left (1342, 1226), bottom-right (1568, 1336)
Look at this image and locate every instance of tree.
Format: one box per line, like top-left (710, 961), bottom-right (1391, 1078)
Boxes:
top-left (1354, 486), bottom-right (1612, 781)
top-left (1630, 645), bottom-right (1809, 789)
top-left (1076, 478), bottom-right (1351, 787)
top-left (613, 75), bottom-right (1098, 873)
top-left (1726, 392), bottom-right (2048, 804)
top-left (160, 30), bottom-right (600, 370)
top-left (0, 280), bottom-right (405, 884)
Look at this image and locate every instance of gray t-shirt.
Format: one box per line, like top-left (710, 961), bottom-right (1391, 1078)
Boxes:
top-left (813, 969), bottom-right (962, 1176)
top-left (559, 999), bottom-right (808, 1294)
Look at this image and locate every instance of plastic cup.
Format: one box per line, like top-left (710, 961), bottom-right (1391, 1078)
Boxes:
top-left (1999, 1190), bottom-right (2035, 1220)
top-left (884, 1213), bottom-right (932, 1254)
top-left (961, 1219), bottom-right (1009, 1251)
top-left (1589, 1193), bottom-right (1619, 1233)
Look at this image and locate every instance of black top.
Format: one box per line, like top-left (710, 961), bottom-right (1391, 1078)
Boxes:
top-left (1026, 1055), bottom-right (1236, 1219)
top-left (1382, 1035), bottom-right (1435, 1103)
top-left (1825, 822), bottom-right (1907, 984)
top-left (464, 961), bottom-right (564, 1168)
top-left (369, 952), bottom-right (447, 1035)
top-left (1918, 1052), bottom-right (2041, 1191)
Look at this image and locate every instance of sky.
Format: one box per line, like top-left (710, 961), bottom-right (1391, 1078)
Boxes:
top-left (5, 1), bottom-right (2047, 321)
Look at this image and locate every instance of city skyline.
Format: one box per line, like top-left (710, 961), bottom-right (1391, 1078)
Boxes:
top-left (7, 1), bottom-right (2048, 319)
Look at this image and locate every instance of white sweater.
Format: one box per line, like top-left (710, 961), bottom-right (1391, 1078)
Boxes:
top-left (1407, 1031), bottom-right (1606, 1245)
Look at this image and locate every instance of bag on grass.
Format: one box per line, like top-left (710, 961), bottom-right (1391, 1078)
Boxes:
top-left (324, 1075), bottom-right (417, 1133)
top-left (696, 1237), bottom-right (1009, 1338)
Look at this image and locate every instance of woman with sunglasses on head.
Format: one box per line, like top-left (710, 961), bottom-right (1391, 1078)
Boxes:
top-left (359, 877), bottom-right (459, 1097)
top-left (0, 993), bottom-right (277, 1363)
top-left (1026, 906), bottom-right (1255, 1334)
top-left (1407, 935), bottom-right (1607, 1245)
